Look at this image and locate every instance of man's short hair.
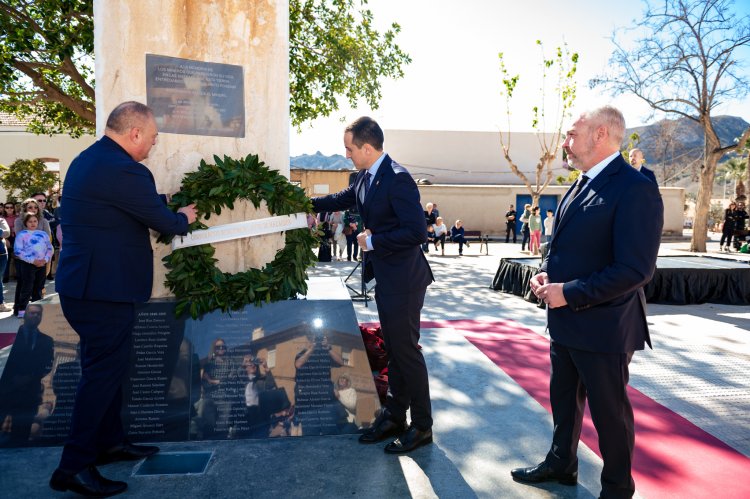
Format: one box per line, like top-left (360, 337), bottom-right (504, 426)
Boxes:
top-left (345, 116), bottom-right (384, 150)
top-left (105, 101), bottom-right (154, 134)
top-left (583, 106), bottom-right (625, 145)
top-left (30, 192), bottom-right (47, 200)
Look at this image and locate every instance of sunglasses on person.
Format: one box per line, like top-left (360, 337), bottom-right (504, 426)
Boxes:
top-left (34, 198), bottom-right (47, 203)
top-left (216, 344), bottom-right (227, 350)
top-left (3, 205), bottom-right (13, 209)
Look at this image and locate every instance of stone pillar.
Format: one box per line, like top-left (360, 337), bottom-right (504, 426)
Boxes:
top-left (94, 0), bottom-right (289, 297)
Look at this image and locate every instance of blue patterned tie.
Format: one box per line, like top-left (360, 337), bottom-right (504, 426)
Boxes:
top-left (363, 171), bottom-right (372, 200)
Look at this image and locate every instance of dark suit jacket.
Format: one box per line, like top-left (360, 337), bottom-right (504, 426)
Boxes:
top-left (541, 155), bottom-right (663, 353)
top-left (639, 166), bottom-right (657, 184)
top-left (0, 327), bottom-right (54, 411)
top-left (56, 136), bottom-right (189, 303)
top-left (312, 155), bottom-right (433, 295)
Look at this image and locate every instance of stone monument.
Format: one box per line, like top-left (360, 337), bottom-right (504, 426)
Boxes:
top-left (93, 0), bottom-right (290, 297)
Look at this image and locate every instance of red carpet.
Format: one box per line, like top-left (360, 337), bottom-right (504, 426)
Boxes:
top-left (363, 319), bottom-right (750, 498)
top-left (420, 319), bottom-right (750, 499)
top-left (0, 332), bottom-right (16, 350)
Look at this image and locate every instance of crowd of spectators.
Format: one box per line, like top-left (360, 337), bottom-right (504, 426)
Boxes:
top-left (1, 191), bottom-right (61, 316)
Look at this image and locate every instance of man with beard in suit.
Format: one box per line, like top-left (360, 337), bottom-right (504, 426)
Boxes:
top-left (512, 106), bottom-right (663, 499)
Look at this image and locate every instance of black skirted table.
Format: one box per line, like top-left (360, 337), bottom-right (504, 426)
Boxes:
top-left (491, 256), bottom-right (750, 305)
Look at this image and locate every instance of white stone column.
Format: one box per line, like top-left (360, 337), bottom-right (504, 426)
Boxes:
top-left (93, 0), bottom-right (289, 297)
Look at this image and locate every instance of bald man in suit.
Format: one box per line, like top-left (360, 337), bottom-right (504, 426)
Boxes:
top-left (628, 148), bottom-right (657, 184)
top-left (512, 106), bottom-right (663, 499)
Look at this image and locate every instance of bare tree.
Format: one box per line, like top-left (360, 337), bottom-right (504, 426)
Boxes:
top-left (592, 0), bottom-right (750, 252)
top-left (498, 41), bottom-right (578, 206)
top-left (652, 119), bottom-right (680, 185)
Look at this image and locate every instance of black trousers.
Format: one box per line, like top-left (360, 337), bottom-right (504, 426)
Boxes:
top-left (14, 260), bottom-right (46, 313)
top-left (375, 288), bottom-right (432, 430)
top-left (506, 223), bottom-right (517, 243)
top-left (545, 342), bottom-right (635, 499)
top-left (57, 295), bottom-right (135, 474)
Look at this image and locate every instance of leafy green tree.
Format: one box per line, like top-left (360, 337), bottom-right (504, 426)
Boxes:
top-left (0, 0), bottom-right (410, 134)
top-left (0, 158), bottom-right (57, 199)
top-left (290, 0), bottom-right (410, 128)
top-left (0, 0), bottom-right (94, 137)
top-left (498, 41), bottom-right (578, 206)
top-left (592, 0), bottom-right (750, 252)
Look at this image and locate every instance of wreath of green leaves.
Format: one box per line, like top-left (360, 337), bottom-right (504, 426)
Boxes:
top-left (158, 154), bottom-right (318, 319)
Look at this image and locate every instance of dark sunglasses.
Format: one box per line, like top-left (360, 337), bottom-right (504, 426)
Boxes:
top-left (216, 345), bottom-right (227, 350)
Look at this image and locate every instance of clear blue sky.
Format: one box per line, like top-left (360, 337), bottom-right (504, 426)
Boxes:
top-left (290, 0), bottom-right (750, 156)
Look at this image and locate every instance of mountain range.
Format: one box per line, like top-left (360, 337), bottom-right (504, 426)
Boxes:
top-left (290, 115), bottom-right (750, 175)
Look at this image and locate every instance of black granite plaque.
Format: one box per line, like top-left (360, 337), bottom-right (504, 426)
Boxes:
top-left (0, 280), bottom-right (379, 447)
top-left (146, 54), bottom-right (245, 137)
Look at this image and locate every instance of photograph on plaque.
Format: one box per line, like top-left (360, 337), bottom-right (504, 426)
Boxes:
top-left (185, 300), bottom-right (379, 440)
top-left (146, 54), bottom-right (245, 137)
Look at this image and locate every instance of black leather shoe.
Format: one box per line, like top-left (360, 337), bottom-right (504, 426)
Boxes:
top-left (96, 442), bottom-right (159, 465)
top-left (510, 462), bottom-right (577, 486)
top-left (49, 466), bottom-right (127, 497)
top-left (359, 411), bottom-right (408, 444)
top-left (384, 425), bottom-right (433, 454)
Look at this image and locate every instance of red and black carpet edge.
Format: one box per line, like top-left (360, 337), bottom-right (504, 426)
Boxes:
top-left (362, 319), bottom-right (750, 498)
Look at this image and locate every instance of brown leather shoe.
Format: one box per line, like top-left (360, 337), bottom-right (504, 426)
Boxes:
top-left (383, 425), bottom-right (433, 454)
top-left (359, 411), bottom-right (408, 444)
top-left (49, 466), bottom-right (127, 497)
top-left (510, 461), bottom-right (577, 485)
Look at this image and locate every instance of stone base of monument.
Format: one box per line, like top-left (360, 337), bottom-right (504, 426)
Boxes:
top-left (0, 278), bottom-right (380, 448)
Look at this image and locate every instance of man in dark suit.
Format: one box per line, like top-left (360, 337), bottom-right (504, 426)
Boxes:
top-left (628, 148), bottom-right (657, 184)
top-left (49, 101), bottom-right (197, 497)
top-left (512, 106), bottom-right (663, 499)
top-left (311, 117), bottom-right (434, 454)
top-left (0, 303), bottom-right (54, 445)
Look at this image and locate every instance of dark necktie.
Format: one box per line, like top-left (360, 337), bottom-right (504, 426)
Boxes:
top-left (573, 175), bottom-right (589, 197)
top-left (560, 175), bottom-right (589, 219)
top-left (363, 171), bottom-right (372, 200)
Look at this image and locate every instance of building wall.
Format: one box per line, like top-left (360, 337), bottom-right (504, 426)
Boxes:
top-left (0, 129), bottom-right (95, 200)
top-left (417, 184), bottom-right (684, 236)
top-left (290, 169), bottom-right (354, 197)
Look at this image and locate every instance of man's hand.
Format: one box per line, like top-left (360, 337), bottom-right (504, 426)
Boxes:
top-left (33, 259), bottom-right (46, 267)
top-left (529, 272), bottom-right (549, 296)
top-left (536, 282), bottom-right (567, 308)
top-left (357, 229), bottom-right (372, 251)
top-left (178, 204), bottom-right (198, 224)
top-left (531, 272), bottom-right (567, 308)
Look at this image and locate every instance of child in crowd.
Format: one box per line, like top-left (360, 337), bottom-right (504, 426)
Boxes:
top-left (13, 212), bottom-right (53, 318)
top-left (528, 206), bottom-right (542, 255)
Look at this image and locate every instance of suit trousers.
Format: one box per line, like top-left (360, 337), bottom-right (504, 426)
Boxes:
top-left (545, 342), bottom-right (635, 499)
top-left (375, 288), bottom-right (432, 430)
top-left (58, 295), bottom-right (135, 473)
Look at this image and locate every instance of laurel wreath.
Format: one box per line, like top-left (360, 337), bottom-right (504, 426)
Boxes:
top-left (157, 154), bottom-right (318, 319)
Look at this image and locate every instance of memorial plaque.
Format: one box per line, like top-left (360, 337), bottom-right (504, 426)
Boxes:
top-left (0, 279), bottom-right (380, 447)
top-left (146, 54), bottom-right (245, 137)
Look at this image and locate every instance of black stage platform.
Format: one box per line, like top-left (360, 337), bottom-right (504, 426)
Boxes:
top-left (492, 255), bottom-right (750, 305)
